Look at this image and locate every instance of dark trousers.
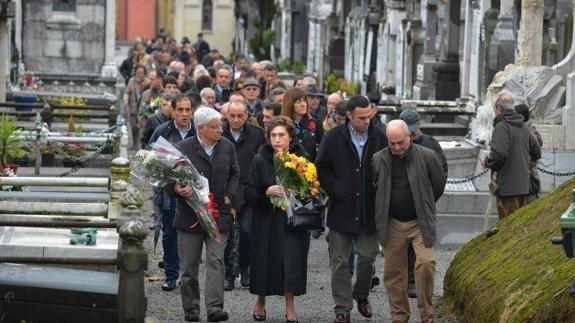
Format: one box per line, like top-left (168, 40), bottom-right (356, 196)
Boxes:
top-left (161, 204), bottom-right (180, 281)
top-left (408, 242), bottom-right (415, 285)
top-left (239, 207), bottom-right (253, 269)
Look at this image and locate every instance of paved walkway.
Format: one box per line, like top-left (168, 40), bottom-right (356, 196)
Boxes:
top-left (143, 218), bottom-right (458, 322)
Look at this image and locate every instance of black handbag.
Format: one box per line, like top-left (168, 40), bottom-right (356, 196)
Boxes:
top-left (286, 196), bottom-right (324, 231)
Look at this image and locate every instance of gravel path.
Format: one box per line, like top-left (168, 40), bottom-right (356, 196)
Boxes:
top-left (136, 179), bottom-right (459, 323)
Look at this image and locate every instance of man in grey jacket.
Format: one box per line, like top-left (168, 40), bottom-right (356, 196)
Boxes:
top-left (372, 120), bottom-right (446, 323)
top-left (481, 94), bottom-right (541, 219)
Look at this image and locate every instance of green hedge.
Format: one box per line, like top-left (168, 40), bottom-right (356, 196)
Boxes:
top-left (443, 178), bottom-right (575, 322)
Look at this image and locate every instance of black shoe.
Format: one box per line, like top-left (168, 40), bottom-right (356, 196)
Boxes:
top-left (184, 311), bottom-right (200, 322)
top-left (286, 315), bottom-right (299, 323)
top-left (241, 267), bottom-right (250, 287)
top-left (407, 281), bottom-right (417, 298)
top-left (158, 261), bottom-right (164, 269)
top-left (333, 313), bottom-right (350, 323)
top-left (161, 280), bottom-right (176, 291)
top-left (208, 310), bottom-right (229, 322)
top-left (370, 276), bottom-right (380, 289)
top-left (224, 279), bottom-right (235, 291)
top-left (253, 310), bottom-right (266, 321)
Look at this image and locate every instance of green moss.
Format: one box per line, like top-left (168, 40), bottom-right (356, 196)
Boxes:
top-left (443, 178), bottom-right (575, 323)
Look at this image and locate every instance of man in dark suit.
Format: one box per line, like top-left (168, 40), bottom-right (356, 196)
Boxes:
top-left (221, 101), bottom-right (266, 291)
top-left (316, 96), bottom-right (388, 323)
top-left (173, 107), bottom-right (240, 322)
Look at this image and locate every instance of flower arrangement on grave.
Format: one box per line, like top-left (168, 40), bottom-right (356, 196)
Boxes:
top-left (0, 114), bottom-right (26, 173)
top-left (270, 151), bottom-right (325, 211)
top-left (131, 137), bottom-right (223, 242)
top-left (143, 96), bottom-right (164, 117)
top-left (61, 116), bottom-right (87, 164)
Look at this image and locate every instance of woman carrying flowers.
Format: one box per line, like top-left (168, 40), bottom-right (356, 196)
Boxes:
top-left (281, 87), bottom-right (324, 161)
top-left (245, 116), bottom-right (311, 323)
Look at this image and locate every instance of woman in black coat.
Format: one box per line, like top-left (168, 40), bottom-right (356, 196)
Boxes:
top-left (281, 87), bottom-right (324, 161)
top-left (245, 116), bottom-right (310, 323)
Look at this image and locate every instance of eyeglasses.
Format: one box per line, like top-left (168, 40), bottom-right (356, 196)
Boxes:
top-left (207, 124), bottom-right (223, 130)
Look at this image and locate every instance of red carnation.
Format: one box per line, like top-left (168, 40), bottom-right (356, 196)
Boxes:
top-left (308, 120), bottom-right (316, 131)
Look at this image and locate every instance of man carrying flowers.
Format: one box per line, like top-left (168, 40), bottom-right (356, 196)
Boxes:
top-left (172, 107), bottom-right (240, 322)
top-left (316, 95), bottom-right (388, 323)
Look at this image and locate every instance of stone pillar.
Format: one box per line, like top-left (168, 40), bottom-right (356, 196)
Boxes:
top-left (117, 194), bottom-right (147, 323)
top-left (487, 0), bottom-right (516, 84)
top-left (404, 15), bottom-right (424, 99)
top-left (387, 0), bottom-right (407, 95)
top-left (517, 0), bottom-right (544, 66)
top-left (0, 17), bottom-right (8, 102)
top-left (111, 157), bottom-right (131, 183)
top-left (108, 157), bottom-right (131, 220)
top-left (174, 0), bottom-right (184, 41)
top-left (432, 0), bottom-right (461, 100)
top-left (101, 0), bottom-right (117, 78)
top-left (564, 72), bottom-right (575, 150)
top-left (413, 0), bottom-right (438, 100)
top-left (461, 0), bottom-right (474, 97)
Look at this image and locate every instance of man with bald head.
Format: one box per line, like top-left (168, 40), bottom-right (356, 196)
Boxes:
top-left (222, 101), bottom-right (265, 291)
top-left (372, 119), bottom-right (446, 323)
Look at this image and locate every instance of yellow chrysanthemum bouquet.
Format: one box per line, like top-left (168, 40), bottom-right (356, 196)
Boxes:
top-left (271, 152), bottom-right (325, 211)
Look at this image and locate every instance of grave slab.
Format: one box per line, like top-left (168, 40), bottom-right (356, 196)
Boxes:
top-left (0, 227), bottom-right (118, 261)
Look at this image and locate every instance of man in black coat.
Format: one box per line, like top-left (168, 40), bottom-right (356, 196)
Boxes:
top-left (148, 94), bottom-right (196, 292)
top-left (221, 101), bottom-right (265, 291)
top-left (316, 95), bottom-right (388, 323)
top-left (173, 107), bottom-right (240, 322)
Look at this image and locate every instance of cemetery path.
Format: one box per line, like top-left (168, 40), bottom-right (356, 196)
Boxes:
top-left (136, 179), bottom-right (460, 322)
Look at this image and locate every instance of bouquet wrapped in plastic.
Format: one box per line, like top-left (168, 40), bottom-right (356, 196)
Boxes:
top-left (131, 137), bottom-right (223, 242)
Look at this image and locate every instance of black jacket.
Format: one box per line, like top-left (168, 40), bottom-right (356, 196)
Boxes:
top-left (414, 133), bottom-right (448, 180)
top-left (222, 121), bottom-right (266, 211)
top-left (485, 110), bottom-right (541, 197)
top-left (148, 119), bottom-right (196, 147)
top-left (245, 143), bottom-right (309, 211)
top-left (294, 115), bottom-right (324, 162)
top-left (173, 136), bottom-right (240, 233)
top-left (141, 113), bottom-right (171, 148)
top-left (316, 122), bottom-right (388, 234)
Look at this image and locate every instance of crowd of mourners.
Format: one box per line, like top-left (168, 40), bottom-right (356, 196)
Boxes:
top-left (120, 33), bottom-right (542, 323)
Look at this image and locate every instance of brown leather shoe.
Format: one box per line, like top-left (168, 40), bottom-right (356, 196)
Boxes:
top-left (356, 297), bottom-right (373, 318)
top-left (333, 313), bottom-right (350, 323)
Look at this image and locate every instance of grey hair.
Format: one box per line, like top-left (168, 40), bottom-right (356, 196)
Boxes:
top-left (302, 76), bottom-right (317, 85)
top-left (259, 60), bottom-right (273, 68)
top-left (228, 101), bottom-right (247, 113)
top-left (328, 92), bottom-right (344, 101)
top-left (386, 119), bottom-right (410, 136)
top-left (194, 107), bottom-right (222, 130)
top-left (495, 94), bottom-right (515, 112)
top-left (217, 65), bottom-right (232, 74)
top-left (200, 87), bottom-right (215, 97)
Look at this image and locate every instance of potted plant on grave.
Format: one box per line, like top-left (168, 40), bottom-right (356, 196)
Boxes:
top-left (61, 116), bottom-right (87, 168)
top-left (0, 114), bottom-right (26, 176)
top-left (40, 143), bottom-right (57, 167)
top-left (11, 142), bottom-right (35, 167)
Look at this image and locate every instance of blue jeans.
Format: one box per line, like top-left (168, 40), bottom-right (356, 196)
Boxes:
top-left (239, 207), bottom-right (253, 269)
top-left (161, 200), bottom-right (180, 281)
